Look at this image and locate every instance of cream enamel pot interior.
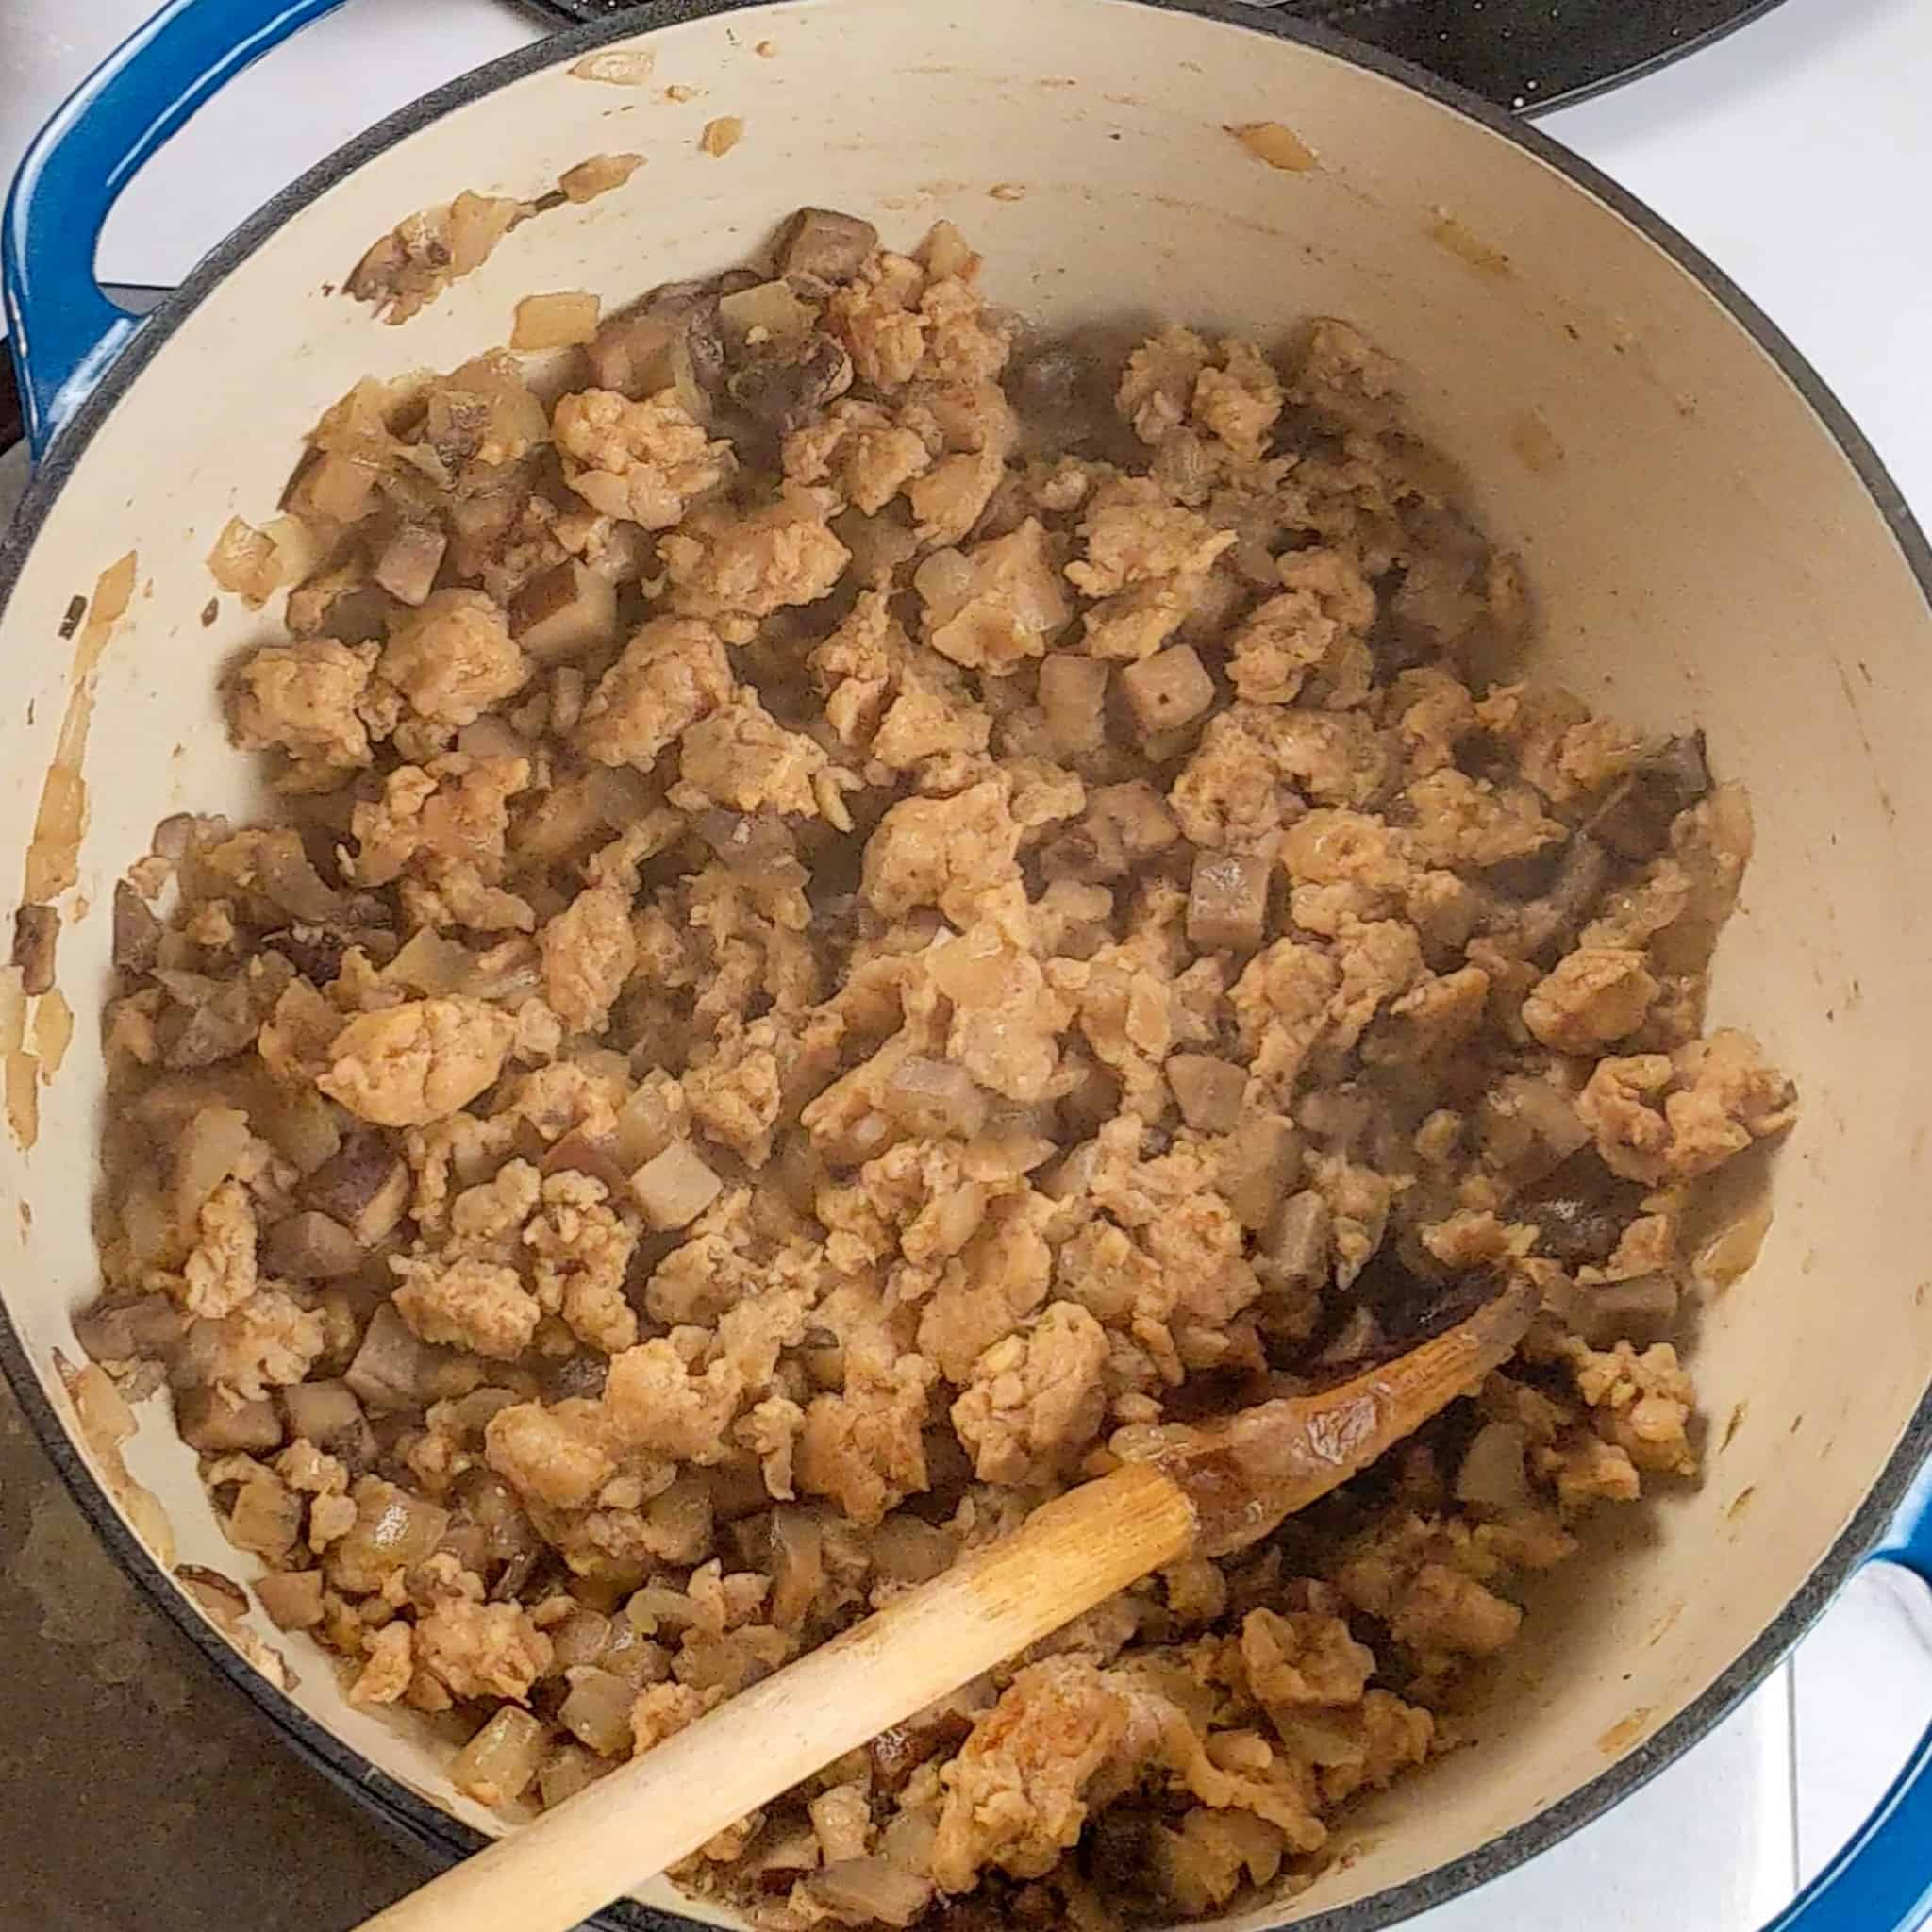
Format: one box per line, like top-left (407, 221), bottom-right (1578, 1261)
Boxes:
top-left (3, 2), bottom-right (1931, 1927)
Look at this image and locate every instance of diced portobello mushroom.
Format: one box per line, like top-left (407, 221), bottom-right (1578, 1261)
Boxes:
top-left (1166, 1054), bottom-right (1246, 1134)
top-left (1186, 850), bottom-right (1271, 951)
top-left (695, 814), bottom-right (806, 903)
top-left (260, 923), bottom-right (351, 987)
top-left (1221, 1112), bottom-right (1304, 1232)
top-left (371, 522), bottom-right (447, 607)
top-left (1038, 655), bottom-right (1110, 757)
top-left (1118, 645), bottom-right (1216, 738)
top-left (541, 1129), bottom-right (634, 1194)
top-left (726, 332), bottom-right (855, 437)
top-left (159, 975), bottom-right (278, 1070)
top-left (631, 1140), bottom-right (724, 1230)
top-left (777, 208), bottom-right (879, 292)
top-left (255, 1568), bottom-right (327, 1631)
top-left (1479, 1074), bottom-right (1591, 1185)
top-left (586, 281), bottom-right (725, 408)
top-left (1515, 1148), bottom-right (1647, 1268)
top-left (175, 1386), bottom-right (286, 1455)
top-left (343, 1302), bottom-right (483, 1413)
top-left (451, 1467), bottom-right (543, 1590)
top-left (1575, 1272), bottom-right (1681, 1346)
top-left (879, 1057), bottom-right (989, 1140)
top-left (1517, 831), bottom-right (1614, 958)
top-left (1584, 732), bottom-right (1710, 861)
top-left (112, 882), bottom-right (162, 974)
top-left (1038, 823), bottom-right (1117, 886)
top-left (263, 1209), bottom-right (365, 1280)
top-left (74, 1292), bottom-right (188, 1364)
top-left (281, 1378), bottom-right (378, 1470)
top-left (1042, 778), bottom-right (1179, 886)
top-left (510, 558), bottom-right (619, 662)
top-left (425, 391), bottom-right (495, 475)
top-left (303, 1135), bottom-right (409, 1246)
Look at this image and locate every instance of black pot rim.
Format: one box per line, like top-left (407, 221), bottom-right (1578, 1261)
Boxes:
top-left (2, 3), bottom-right (1927, 1928)
top-left (509, 0), bottom-right (1796, 120)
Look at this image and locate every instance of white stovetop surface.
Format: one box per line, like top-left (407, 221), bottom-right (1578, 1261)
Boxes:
top-left (3, 2), bottom-right (1931, 1926)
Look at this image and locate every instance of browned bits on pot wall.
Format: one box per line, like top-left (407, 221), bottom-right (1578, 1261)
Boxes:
top-left (11, 905), bottom-right (57, 996)
top-left (346, 157), bottom-right (641, 325)
top-left (1229, 121), bottom-right (1320, 173)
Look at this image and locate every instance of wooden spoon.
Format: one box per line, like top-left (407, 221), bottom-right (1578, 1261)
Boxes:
top-left (356, 1274), bottom-right (1537, 1932)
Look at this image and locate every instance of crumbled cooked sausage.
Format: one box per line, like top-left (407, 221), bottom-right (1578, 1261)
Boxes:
top-left (553, 388), bottom-right (734, 528)
top-left (931, 1659), bottom-right (1126, 1890)
top-left (486, 1400), bottom-right (616, 1509)
top-left (672, 692), bottom-right (830, 817)
top-left (392, 1254), bottom-right (541, 1359)
top-left (381, 591), bottom-right (529, 728)
top-left (1065, 498), bottom-right (1234, 598)
top-left (319, 998), bottom-right (517, 1126)
top-left (951, 1302), bottom-right (1108, 1483)
top-left (1522, 948), bottom-right (1659, 1056)
top-left (1576, 1030), bottom-right (1795, 1183)
top-left (415, 1599), bottom-right (553, 1703)
top-left (179, 1178), bottom-right (260, 1318)
top-left (579, 614), bottom-right (736, 771)
top-left (915, 521), bottom-right (1071, 672)
top-left (231, 640), bottom-right (376, 772)
top-left (540, 886), bottom-right (638, 1035)
top-left (661, 490), bottom-right (851, 634)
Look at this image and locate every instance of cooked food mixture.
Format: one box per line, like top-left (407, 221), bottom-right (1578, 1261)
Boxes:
top-left (81, 207), bottom-right (1795, 1927)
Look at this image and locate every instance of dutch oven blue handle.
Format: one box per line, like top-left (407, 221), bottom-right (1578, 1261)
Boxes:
top-left (1, 0), bottom-right (354, 459)
top-left (1765, 1462), bottom-right (1932, 1932)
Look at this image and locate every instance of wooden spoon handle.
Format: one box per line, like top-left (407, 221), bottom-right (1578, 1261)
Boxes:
top-left (355, 1460), bottom-right (1197, 1932)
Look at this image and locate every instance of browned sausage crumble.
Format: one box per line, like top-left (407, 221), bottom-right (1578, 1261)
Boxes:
top-left (81, 208), bottom-right (1793, 1927)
